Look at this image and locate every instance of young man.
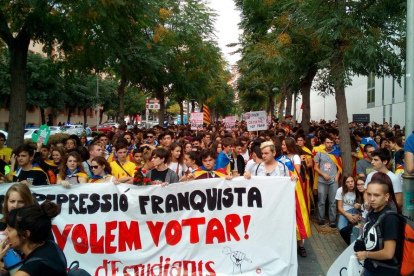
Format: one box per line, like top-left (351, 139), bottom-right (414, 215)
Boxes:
top-left (98, 133), bottom-right (111, 159)
top-left (192, 148), bottom-right (230, 180)
top-left (364, 148), bottom-right (402, 210)
top-left (145, 130), bottom-right (159, 147)
top-left (314, 136), bottom-right (342, 229)
top-left (192, 137), bottom-right (202, 148)
top-left (110, 142), bottom-right (135, 183)
top-left (158, 131), bottom-right (174, 148)
top-left (83, 143), bottom-right (104, 178)
top-left (0, 133), bottom-right (12, 163)
top-left (238, 136), bottom-right (250, 163)
top-left (202, 133), bottom-right (212, 147)
top-left (8, 144), bottom-right (49, 186)
top-left (146, 148), bottom-right (179, 184)
top-left (356, 144), bottom-right (375, 178)
top-left (389, 136), bottom-right (404, 172)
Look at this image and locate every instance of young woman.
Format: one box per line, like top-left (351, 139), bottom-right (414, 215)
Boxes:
top-left (64, 138), bottom-right (77, 151)
top-left (211, 141), bottom-right (222, 154)
top-left (167, 142), bottom-right (187, 178)
top-left (181, 151), bottom-right (200, 181)
top-left (336, 174), bottom-right (359, 231)
top-left (0, 184), bottom-right (35, 231)
top-left (282, 137), bottom-right (302, 178)
top-left (355, 178), bottom-right (403, 276)
top-left (1, 201), bottom-right (67, 276)
top-left (183, 142), bottom-right (193, 153)
top-left (89, 156), bottom-right (119, 184)
top-left (57, 151), bottom-right (88, 187)
top-left (79, 135), bottom-right (88, 147)
top-left (48, 147), bottom-right (65, 181)
top-left (132, 148), bottom-right (144, 169)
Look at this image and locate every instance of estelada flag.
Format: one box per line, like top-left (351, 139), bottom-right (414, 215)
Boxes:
top-left (200, 104), bottom-right (211, 125)
top-left (357, 137), bottom-right (378, 160)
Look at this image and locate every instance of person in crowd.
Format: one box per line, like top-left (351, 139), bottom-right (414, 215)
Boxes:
top-left (82, 143), bottom-right (104, 178)
top-left (132, 148), bottom-right (144, 168)
top-left (215, 137), bottom-right (234, 174)
top-left (97, 133), bottom-right (111, 159)
top-left (89, 156), bottom-right (119, 183)
top-left (354, 178), bottom-right (403, 276)
top-left (246, 145), bottom-right (263, 174)
top-left (0, 184), bottom-right (35, 231)
top-left (356, 144), bottom-right (375, 178)
top-left (230, 140), bottom-right (245, 176)
top-left (282, 137), bottom-right (302, 176)
top-left (364, 148), bottom-right (402, 211)
top-left (2, 201), bottom-right (67, 276)
top-left (192, 148), bottom-right (231, 180)
top-left (183, 142), bottom-right (193, 153)
top-left (8, 145), bottom-right (49, 186)
top-left (32, 143), bottom-right (57, 184)
top-left (122, 132), bottom-right (136, 154)
top-left (48, 147), bottom-right (65, 180)
top-left (238, 136), bottom-right (250, 163)
top-left (158, 131), bottom-right (174, 148)
top-left (0, 133), bottom-right (12, 163)
top-left (192, 137), bottom-right (202, 148)
top-left (404, 131), bottom-right (414, 174)
top-left (146, 148), bottom-right (179, 184)
top-left (64, 138), bottom-right (77, 151)
top-left (389, 136), bottom-right (404, 171)
top-left (57, 151), bottom-right (88, 187)
top-left (314, 136), bottom-right (342, 229)
top-left (181, 151), bottom-right (200, 181)
top-left (336, 174), bottom-right (359, 231)
top-left (79, 135), bottom-right (88, 147)
top-left (211, 141), bottom-right (222, 154)
top-left (110, 141), bottom-right (135, 184)
top-left (167, 142), bottom-right (187, 178)
top-left (145, 130), bottom-right (159, 148)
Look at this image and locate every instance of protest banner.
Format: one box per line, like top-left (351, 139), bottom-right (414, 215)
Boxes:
top-left (0, 177), bottom-right (297, 276)
top-left (246, 111), bottom-right (267, 131)
top-left (225, 116), bottom-right (236, 131)
top-left (190, 112), bottom-right (203, 130)
top-left (327, 242), bottom-right (363, 276)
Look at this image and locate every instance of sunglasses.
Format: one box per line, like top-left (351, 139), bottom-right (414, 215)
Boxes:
top-left (91, 165), bottom-right (100, 169)
top-left (147, 136), bottom-right (154, 138)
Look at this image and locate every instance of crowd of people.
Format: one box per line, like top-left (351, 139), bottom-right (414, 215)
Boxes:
top-left (0, 117), bottom-right (412, 275)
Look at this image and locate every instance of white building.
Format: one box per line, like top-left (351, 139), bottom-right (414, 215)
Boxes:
top-left (294, 74), bottom-right (407, 126)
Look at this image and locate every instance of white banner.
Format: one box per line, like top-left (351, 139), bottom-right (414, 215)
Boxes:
top-left (246, 111), bottom-right (267, 131)
top-left (225, 116), bottom-right (236, 131)
top-left (0, 177), bottom-right (297, 276)
top-left (190, 112), bottom-right (203, 130)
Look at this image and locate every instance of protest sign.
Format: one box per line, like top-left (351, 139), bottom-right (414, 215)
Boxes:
top-left (246, 111), bottom-right (267, 131)
top-left (0, 177), bottom-right (297, 276)
top-left (190, 112), bottom-right (203, 130)
top-left (31, 125), bottom-right (51, 145)
top-left (225, 116), bottom-right (236, 131)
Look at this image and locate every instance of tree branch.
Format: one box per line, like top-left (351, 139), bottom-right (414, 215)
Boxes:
top-left (0, 9), bottom-right (13, 46)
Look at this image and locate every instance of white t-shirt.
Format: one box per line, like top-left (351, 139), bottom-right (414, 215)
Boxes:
top-left (245, 159), bottom-right (256, 173)
top-left (241, 151), bottom-right (250, 162)
top-left (168, 162), bottom-right (187, 178)
top-left (335, 187), bottom-right (356, 211)
top-left (364, 171), bottom-right (402, 193)
top-left (288, 154), bottom-right (301, 166)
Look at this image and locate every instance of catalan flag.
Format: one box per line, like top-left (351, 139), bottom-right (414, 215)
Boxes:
top-left (357, 137), bottom-right (378, 160)
top-left (200, 104), bottom-right (211, 125)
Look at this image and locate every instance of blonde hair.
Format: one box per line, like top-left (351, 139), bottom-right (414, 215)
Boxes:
top-left (260, 141), bottom-right (275, 151)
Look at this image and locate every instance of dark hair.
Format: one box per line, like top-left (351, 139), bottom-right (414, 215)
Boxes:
top-left (221, 137), bottom-right (234, 148)
top-left (168, 142), bottom-right (184, 165)
top-left (0, 133), bottom-right (6, 140)
top-left (369, 172), bottom-right (400, 214)
top-left (284, 137), bottom-right (301, 155)
top-left (2, 184), bottom-right (36, 222)
top-left (276, 129), bottom-right (286, 136)
top-left (114, 141), bottom-right (128, 152)
top-left (199, 147), bottom-right (217, 161)
top-left (252, 146), bottom-right (262, 159)
top-left (68, 135), bottom-right (81, 147)
top-left (14, 144), bottom-right (35, 157)
top-left (371, 148), bottom-right (391, 165)
top-left (152, 148), bottom-right (169, 162)
top-left (7, 201), bottom-right (60, 244)
top-left (363, 144), bottom-right (375, 152)
top-left (354, 130), bottom-right (364, 138)
top-left (389, 136), bottom-right (403, 147)
top-left (119, 124), bottom-right (127, 131)
top-left (186, 151), bottom-right (201, 166)
top-left (92, 156), bottom-right (112, 175)
top-left (355, 176), bottom-right (366, 204)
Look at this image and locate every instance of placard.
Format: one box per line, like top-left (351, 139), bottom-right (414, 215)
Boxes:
top-left (246, 111), bottom-right (267, 131)
top-left (190, 112), bottom-right (203, 130)
top-left (225, 116), bottom-right (236, 131)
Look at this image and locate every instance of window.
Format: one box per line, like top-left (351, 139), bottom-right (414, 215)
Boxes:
top-left (367, 73), bottom-right (375, 108)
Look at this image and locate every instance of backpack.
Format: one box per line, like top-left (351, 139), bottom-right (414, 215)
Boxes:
top-left (24, 242), bottom-right (91, 276)
top-left (364, 210), bottom-right (414, 276)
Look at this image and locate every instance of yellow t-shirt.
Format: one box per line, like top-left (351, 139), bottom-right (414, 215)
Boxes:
top-left (0, 147), bottom-right (12, 163)
top-left (110, 161), bottom-right (136, 179)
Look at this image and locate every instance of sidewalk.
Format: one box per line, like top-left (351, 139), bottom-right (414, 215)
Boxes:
top-left (298, 223), bottom-right (348, 276)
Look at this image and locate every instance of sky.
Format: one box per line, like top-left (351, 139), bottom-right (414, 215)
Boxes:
top-left (207, 0), bottom-right (242, 66)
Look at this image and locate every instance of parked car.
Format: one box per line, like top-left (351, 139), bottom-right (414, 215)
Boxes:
top-left (104, 122), bottom-right (120, 129)
top-left (61, 125), bottom-right (85, 136)
top-left (24, 129), bottom-right (38, 140)
top-left (90, 124), bottom-right (112, 133)
top-left (49, 126), bottom-right (63, 135)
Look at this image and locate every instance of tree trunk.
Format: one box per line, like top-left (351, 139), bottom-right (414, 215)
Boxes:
top-left (99, 109), bottom-right (104, 124)
top-left (331, 54), bottom-right (352, 175)
top-left (40, 107), bottom-right (46, 125)
top-left (278, 84), bottom-right (287, 121)
top-left (268, 91), bottom-right (275, 117)
top-left (117, 66), bottom-right (128, 125)
top-left (179, 100), bottom-right (184, 125)
top-left (285, 86), bottom-right (293, 117)
top-left (83, 108), bottom-right (88, 127)
top-left (191, 100), bottom-right (195, 112)
top-left (67, 109), bottom-right (72, 124)
top-left (301, 67), bottom-right (317, 134)
top-left (156, 86), bottom-right (165, 126)
top-left (7, 36), bottom-right (30, 149)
